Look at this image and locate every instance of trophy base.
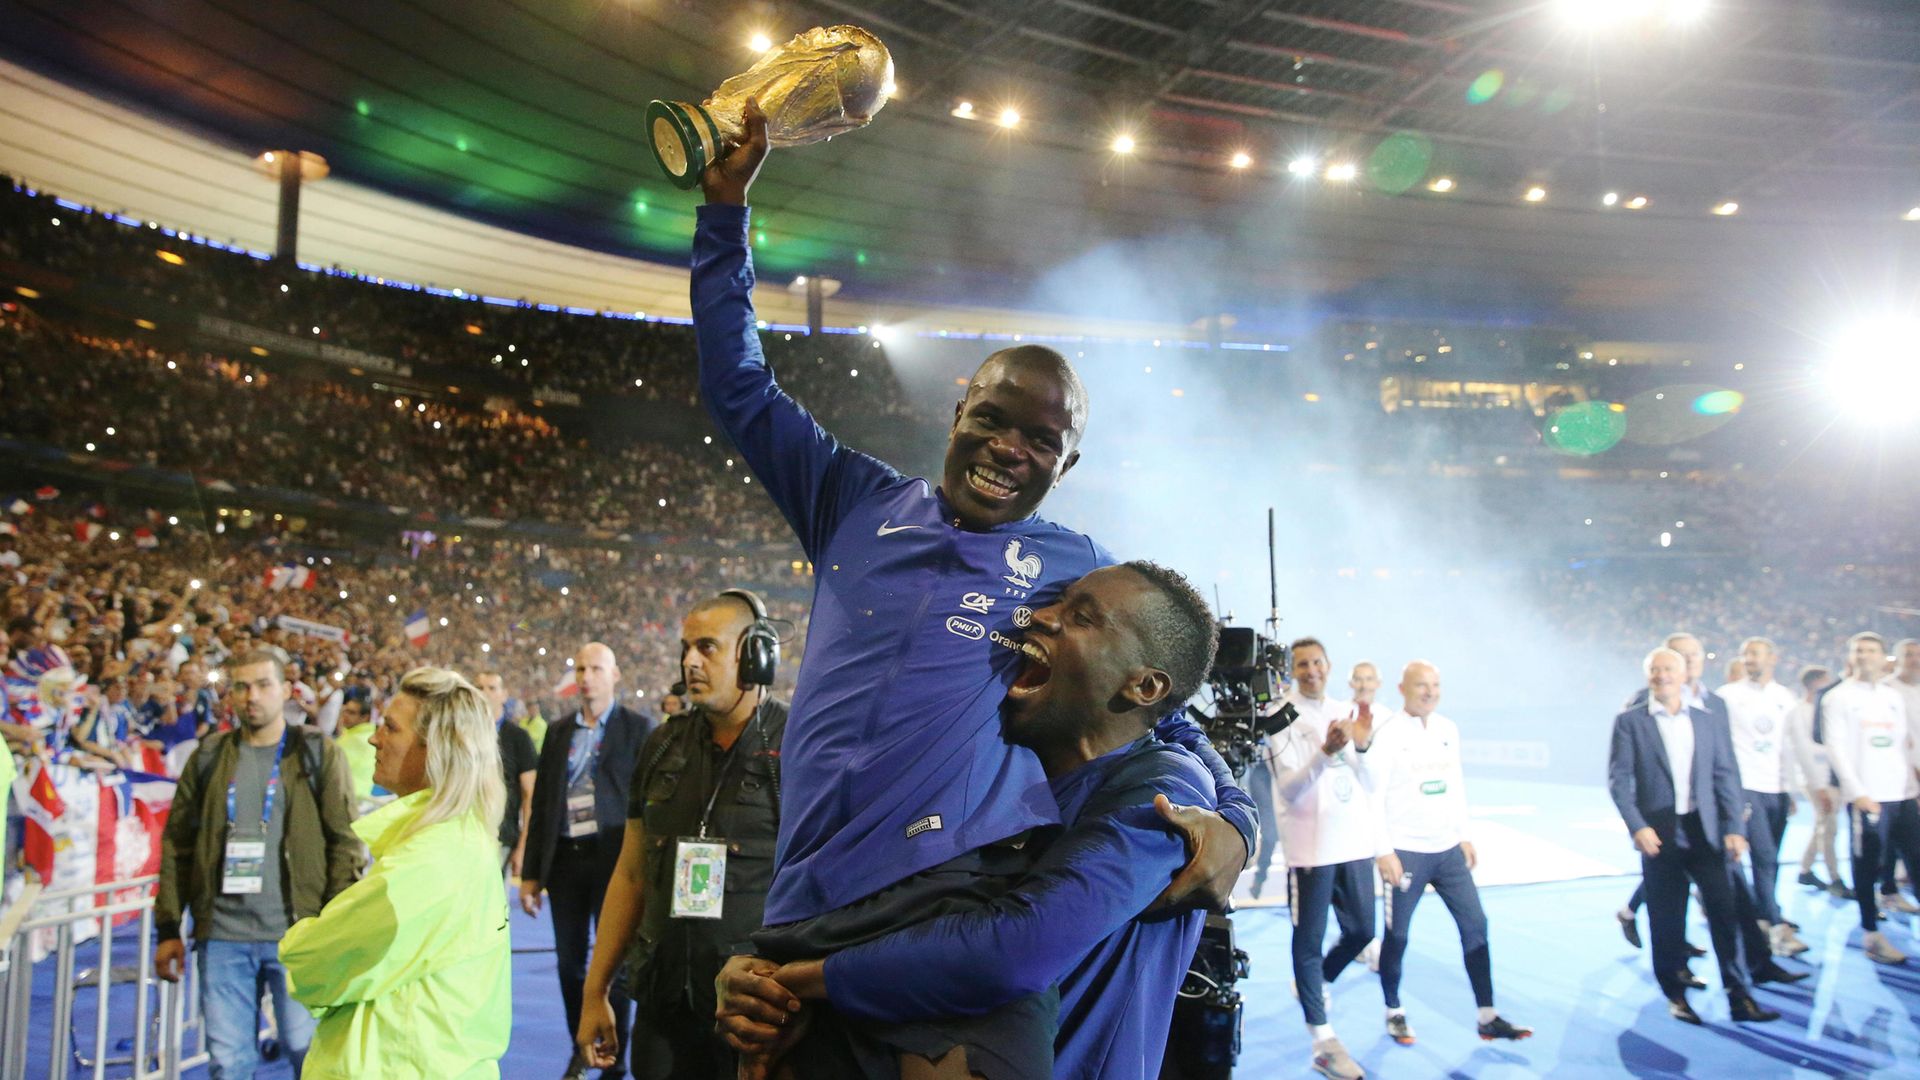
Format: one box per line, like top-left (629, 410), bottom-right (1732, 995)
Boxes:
top-left (646, 100), bottom-right (723, 190)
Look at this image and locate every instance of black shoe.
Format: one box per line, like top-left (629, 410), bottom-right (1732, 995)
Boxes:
top-left (1799, 871), bottom-right (1829, 890)
top-left (1668, 997), bottom-right (1703, 1025)
top-left (1728, 995), bottom-right (1781, 1023)
top-left (1687, 942), bottom-right (1707, 958)
top-left (1832, 883), bottom-right (1856, 901)
top-left (1675, 968), bottom-right (1707, 990)
top-left (1618, 910), bottom-right (1643, 949)
top-left (1752, 963), bottom-right (1811, 986)
top-left (1478, 1015), bottom-right (1533, 1041)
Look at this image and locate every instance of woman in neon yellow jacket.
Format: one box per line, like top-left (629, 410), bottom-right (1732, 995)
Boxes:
top-left (281, 666), bottom-right (510, 1079)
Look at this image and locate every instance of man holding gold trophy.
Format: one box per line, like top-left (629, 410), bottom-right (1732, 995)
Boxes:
top-left (606, 24), bottom-right (1259, 1080)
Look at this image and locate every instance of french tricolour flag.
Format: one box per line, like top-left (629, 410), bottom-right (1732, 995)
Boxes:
top-left (405, 609), bottom-right (431, 648)
top-left (73, 520), bottom-right (104, 543)
top-left (263, 565), bottom-right (316, 591)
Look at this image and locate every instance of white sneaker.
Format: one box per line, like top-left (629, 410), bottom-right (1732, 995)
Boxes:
top-left (1361, 938), bottom-right (1381, 972)
top-left (1880, 891), bottom-right (1920, 915)
top-left (1865, 931), bottom-right (1909, 965)
top-left (1312, 1037), bottom-right (1366, 1079)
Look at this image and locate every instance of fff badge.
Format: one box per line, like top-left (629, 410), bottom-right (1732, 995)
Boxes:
top-left (672, 838), bottom-right (727, 919)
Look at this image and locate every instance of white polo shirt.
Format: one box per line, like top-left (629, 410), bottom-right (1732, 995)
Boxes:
top-left (1264, 691), bottom-right (1379, 868)
top-left (1367, 709), bottom-right (1470, 855)
top-left (1823, 679), bottom-right (1912, 804)
top-left (1717, 678), bottom-right (1799, 794)
top-left (1882, 676), bottom-right (1920, 798)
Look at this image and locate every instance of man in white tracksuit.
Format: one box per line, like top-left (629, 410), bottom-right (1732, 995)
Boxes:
top-left (1823, 632), bottom-right (1920, 964)
top-left (1368, 661), bottom-right (1531, 1048)
top-left (1266, 637), bottom-right (1377, 1080)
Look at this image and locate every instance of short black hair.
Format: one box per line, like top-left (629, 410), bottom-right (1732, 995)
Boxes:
top-left (974, 345), bottom-right (1089, 442)
top-left (1290, 636), bottom-right (1327, 660)
top-left (1800, 665), bottom-right (1831, 689)
top-left (1119, 560), bottom-right (1218, 710)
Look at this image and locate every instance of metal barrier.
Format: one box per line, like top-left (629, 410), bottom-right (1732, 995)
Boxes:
top-left (0, 875), bottom-right (208, 1080)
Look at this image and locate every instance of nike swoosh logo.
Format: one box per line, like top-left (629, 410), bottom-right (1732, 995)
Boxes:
top-left (876, 520), bottom-right (923, 536)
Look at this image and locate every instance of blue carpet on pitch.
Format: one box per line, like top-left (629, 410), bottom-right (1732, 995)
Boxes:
top-left (23, 872), bottom-right (1920, 1077)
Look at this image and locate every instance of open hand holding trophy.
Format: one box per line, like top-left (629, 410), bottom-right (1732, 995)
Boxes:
top-left (646, 26), bottom-right (894, 190)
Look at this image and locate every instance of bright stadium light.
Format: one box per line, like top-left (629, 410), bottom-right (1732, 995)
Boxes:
top-left (1427, 177), bottom-right (1454, 192)
top-left (1712, 201), bottom-right (1739, 216)
top-left (1669, 0), bottom-right (1710, 25)
top-left (1229, 150), bottom-right (1253, 169)
top-left (748, 32), bottom-right (773, 53)
top-left (997, 107), bottom-right (1021, 128)
top-left (1904, 207), bottom-right (1920, 221)
top-left (1602, 191), bottom-right (1619, 207)
top-left (1822, 315), bottom-right (1920, 426)
top-left (1524, 186), bottom-right (1547, 203)
top-left (1325, 161), bottom-right (1357, 182)
top-left (951, 100), bottom-right (974, 119)
top-left (1287, 156), bottom-right (1318, 177)
top-left (1111, 133), bottom-right (1136, 154)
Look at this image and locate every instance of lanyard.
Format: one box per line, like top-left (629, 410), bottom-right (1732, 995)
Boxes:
top-left (696, 706), bottom-right (759, 840)
top-left (568, 716), bottom-right (604, 787)
top-left (226, 730), bottom-right (287, 833)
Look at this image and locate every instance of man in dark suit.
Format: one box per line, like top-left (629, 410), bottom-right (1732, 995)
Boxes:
top-left (522, 641), bottom-right (657, 1079)
top-left (1609, 647), bottom-right (1779, 1026)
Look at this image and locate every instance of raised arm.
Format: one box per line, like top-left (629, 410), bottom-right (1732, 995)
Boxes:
top-left (692, 102), bottom-right (896, 560)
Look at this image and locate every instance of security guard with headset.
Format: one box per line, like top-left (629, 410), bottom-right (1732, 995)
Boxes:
top-left (576, 588), bottom-right (788, 1079)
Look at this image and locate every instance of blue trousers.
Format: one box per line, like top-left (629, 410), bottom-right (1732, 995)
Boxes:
top-left (198, 939), bottom-right (316, 1080)
top-left (1378, 845), bottom-right (1492, 1010)
top-left (1289, 859), bottom-right (1375, 1026)
top-left (1742, 790), bottom-right (1790, 924)
top-left (1850, 799), bottom-right (1920, 932)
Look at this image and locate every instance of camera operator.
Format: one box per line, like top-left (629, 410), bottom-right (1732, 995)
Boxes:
top-left (1266, 637), bottom-right (1379, 1080)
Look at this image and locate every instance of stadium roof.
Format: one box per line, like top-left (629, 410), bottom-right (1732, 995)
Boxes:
top-left (2, 0), bottom-right (1916, 334)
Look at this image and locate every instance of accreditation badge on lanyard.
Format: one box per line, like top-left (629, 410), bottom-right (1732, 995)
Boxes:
top-left (222, 733), bottom-right (285, 895)
top-left (672, 742), bottom-right (737, 920)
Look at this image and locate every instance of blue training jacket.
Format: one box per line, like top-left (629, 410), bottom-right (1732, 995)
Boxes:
top-left (691, 204), bottom-right (1255, 924)
top-left (822, 737), bottom-right (1215, 1080)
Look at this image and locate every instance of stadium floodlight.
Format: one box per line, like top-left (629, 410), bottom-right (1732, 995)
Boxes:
top-left (1905, 207), bottom-right (1920, 221)
top-left (1524, 185), bottom-right (1547, 203)
top-left (1111, 133), bottom-right (1136, 154)
top-left (1325, 162), bottom-right (1357, 182)
top-left (1669, 0), bottom-right (1711, 25)
top-left (1229, 151), bottom-right (1252, 169)
top-left (997, 107), bottom-right (1021, 128)
top-left (1287, 156), bottom-right (1318, 177)
top-left (1821, 315), bottom-right (1920, 426)
top-left (1428, 177), bottom-right (1455, 192)
top-left (748, 32), bottom-right (773, 53)
top-left (1556, 0), bottom-right (1655, 28)
top-left (951, 100), bottom-right (974, 119)
top-left (871, 324), bottom-right (901, 345)
top-left (1712, 201), bottom-right (1739, 216)
top-left (1602, 191), bottom-right (1619, 207)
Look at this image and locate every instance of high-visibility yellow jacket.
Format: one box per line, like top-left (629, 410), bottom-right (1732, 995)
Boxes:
top-left (334, 723), bottom-right (376, 804)
top-left (279, 789), bottom-right (511, 1079)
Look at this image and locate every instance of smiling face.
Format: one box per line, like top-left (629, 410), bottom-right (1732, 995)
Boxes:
top-left (1002, 566), bottom-right (1168, 750)
top-left (942, 351), bottom-right (1084, 529)
top-left (1647, 649), bottom-right (1687, 703)
top-left (1399, 662), bottom-right (1440, 718)
top-left (1292, 642), bottom-right (1330, 700)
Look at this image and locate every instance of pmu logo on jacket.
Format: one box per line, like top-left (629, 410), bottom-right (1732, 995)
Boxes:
top-left (947, 616), bottom-right (986, 640)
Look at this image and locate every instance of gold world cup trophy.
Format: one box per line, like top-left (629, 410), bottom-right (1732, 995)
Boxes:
top-left (647, 26), bottom-right (894, 190)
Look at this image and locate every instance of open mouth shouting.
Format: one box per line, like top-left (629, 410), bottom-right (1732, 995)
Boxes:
top-left (966, 462), bottom-right (1021, 502)
top-left (1008, 638), bottom-right (1053, 701)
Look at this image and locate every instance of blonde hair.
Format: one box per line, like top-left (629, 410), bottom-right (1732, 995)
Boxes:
top-left (394, 666), bottom-right (504, 842)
